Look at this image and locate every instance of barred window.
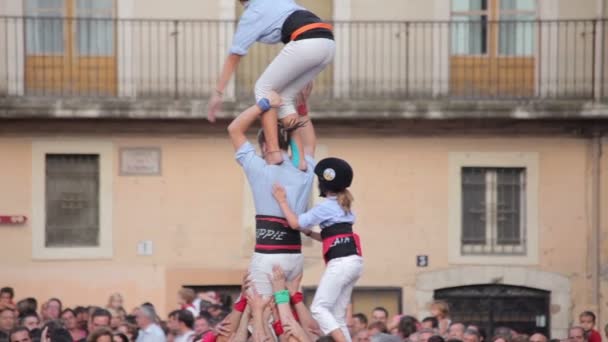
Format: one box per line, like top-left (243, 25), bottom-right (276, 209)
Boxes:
top-left (45, 154), bottom-right (100, 247)
top-left (461, 167), bottom-right (526, 255)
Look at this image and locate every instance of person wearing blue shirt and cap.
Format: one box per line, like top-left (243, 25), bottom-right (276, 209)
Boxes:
top-left (272, 157), bottom-right (364, 342)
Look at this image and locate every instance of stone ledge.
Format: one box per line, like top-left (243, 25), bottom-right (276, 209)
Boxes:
top-left (0, 97), bottom-right (607, 120)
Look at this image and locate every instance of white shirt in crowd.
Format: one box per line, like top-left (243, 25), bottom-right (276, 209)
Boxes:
top-left (136, 323), bottom-right (167, 342)
top-left (174, 330), bottom-right (195, 342)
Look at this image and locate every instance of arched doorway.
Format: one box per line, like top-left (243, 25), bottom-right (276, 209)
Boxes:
top-left (415, 266), bottom-right (571, 338)
top-left (435, 284), bottom-right (550, 336)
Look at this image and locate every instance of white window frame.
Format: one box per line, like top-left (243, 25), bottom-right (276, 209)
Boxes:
top-left (448, 152), bottom-right (538, 265)
top-left (32, 139), bottom-right (113, 259)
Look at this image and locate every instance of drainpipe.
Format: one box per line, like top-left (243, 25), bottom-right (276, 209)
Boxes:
top-left (590, 130), bottom-right (602, 321)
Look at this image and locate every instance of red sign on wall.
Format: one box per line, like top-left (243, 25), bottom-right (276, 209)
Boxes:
top-left (0, 216), bottom-right (27, 224)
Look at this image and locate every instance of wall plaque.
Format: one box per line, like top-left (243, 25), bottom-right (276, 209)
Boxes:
top-left (120, 147), bottom-right (162, 175)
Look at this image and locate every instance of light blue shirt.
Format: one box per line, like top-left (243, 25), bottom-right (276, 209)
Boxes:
top-left (236, 141), bottom-right (315, 217)
top-left (230, 0), bottom-right (305, 55)
top-left (298, 196), bottom-right (356, 232)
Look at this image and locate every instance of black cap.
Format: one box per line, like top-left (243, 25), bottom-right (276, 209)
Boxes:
top-left (314, 157), bottom-right (353, 193)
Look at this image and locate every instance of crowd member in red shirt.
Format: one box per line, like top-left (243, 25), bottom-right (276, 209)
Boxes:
top-left (579, 311), bottom-right (602, 342)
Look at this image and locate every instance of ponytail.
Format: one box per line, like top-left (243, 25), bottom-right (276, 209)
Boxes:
top-left (336, 189), bottom-right (353, 214)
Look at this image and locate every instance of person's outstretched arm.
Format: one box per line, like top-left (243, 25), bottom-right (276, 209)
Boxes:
top-left (208, 6), bottom-right (263, 122)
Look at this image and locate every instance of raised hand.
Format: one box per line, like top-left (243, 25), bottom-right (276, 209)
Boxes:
top-left (207, 92), bottom-right (223, 123)
top-left (287, 272), bottom-right (303, 296)
top-left (269, 264), bottom-right (288, 293)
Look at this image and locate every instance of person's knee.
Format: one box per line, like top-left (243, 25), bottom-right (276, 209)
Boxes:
top-left (254, 79), bottom-right (274, 101)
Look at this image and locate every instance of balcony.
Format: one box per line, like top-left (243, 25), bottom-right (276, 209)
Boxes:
top-left (0, 17), bottom-right (607, 119)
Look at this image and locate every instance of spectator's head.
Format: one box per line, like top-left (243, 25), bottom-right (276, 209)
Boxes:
top-left (493, 327), bottom-right (513, 342)
top-left (89, 308), bottom-right (112, 332)
top-left (353, 329), bottom-right (371, 342)
top-left (371, 308), bottom-right (389, 325)
top-left (113, 332), bottom-right (129, 342)
top-left (107, 308), bottom-right (125, 330)
top-left (371, 333), bottom-right (401, 342)
top-left (194, 312), bottom-right (212, 335)
top-left (207, 304), bottom-right (223, 319)
top-left (529, 333), bottom-right (548, 342)
top-left (351, 313), bottom-right (368, 335)
top-left (430, 300), bottom-right (450, 320)
top-left (368, 321), bottom-right (388, 337)
top-left (107, 293), bottom-right (124, 311)
top-left (43, 299), bottom-right (62, 321)
top-left (579, 311), bottom-right (596, 332)
top-left (473, 327), bottom-right (487, 342)
top-left (60, 309), bottom-right (78, 330)
top-left (397, 315), bottom-right (418, 339)
top-left (9, 327), bottom-right (31, 342)
top-left (87, 327), bottom-right (113, 342)
top-left (74, 307), bottom-right (89, 331)
top-left (429, 336), bottom-right (446, 342)
top-left (135, 305), bottom-right (157, 330)
top-left (0, 307), bottom-right (16, 333)
top-left (0, 288), bottom-right (14, 306)
top-left (178, 289), bottom-right (196, 307)
top-left (422, 317), bottom-right (439, 330)
top-left (169, 310), bottom-right (194, 335)
top-left (464, 329), bottom-right (481, 342)
top-left (16, 299), bottom-right (37, 318)
top-left (569, 327), bottom-right (587, 342)
top-left (19, 311), bottom-right (39, 332)
top-left (42, 320), bottom-right (72, 342)
top-left (448, 323), bottom-right (466, 340)
top-left (492, 338), bottom-right (508, 342)
top-left (418, 329), bottom-right (435, 342)
top-left (117, 322), bottom-right (138, 342)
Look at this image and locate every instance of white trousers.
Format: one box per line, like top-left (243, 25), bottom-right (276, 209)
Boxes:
top-left (311, 255), bottom-right (363, 342)
top-left (255, 38), bottom-right (335, 119)
top-left (248, 252), bottom-right (304, 296)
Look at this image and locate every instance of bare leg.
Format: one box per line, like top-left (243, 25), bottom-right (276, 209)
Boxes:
top-left (280, 113), bottom-right (307, 171)
top-left (261, 107), bottom-right (283, 165)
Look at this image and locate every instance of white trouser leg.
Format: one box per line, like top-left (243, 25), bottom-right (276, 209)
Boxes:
top-left (311, 255), bottom-right (363, 341)
top-left (248, 253), bottom-right (304, 296)
top-left (254, 38), bottom-right (336, 119)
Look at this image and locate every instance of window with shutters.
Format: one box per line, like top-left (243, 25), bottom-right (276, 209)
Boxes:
top-left (448, 152), bottom-right (538, 265)
top-left (32, 140), bottom-right (113, 259)
top-left (461, 167), bottom-right (526, 255)
top-left (45, 154), bottom-right (100, 247)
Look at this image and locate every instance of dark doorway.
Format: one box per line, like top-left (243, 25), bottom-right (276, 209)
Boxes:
top-left (434, 285), bottom-right (550, 337)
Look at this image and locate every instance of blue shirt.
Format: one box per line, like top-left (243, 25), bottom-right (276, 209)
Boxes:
top-left (298, 196), bottom-right (356, 232)
top-left (230, 0), bottom-right (305, 55)
top-left (236, 141), bottom-right (315, 217)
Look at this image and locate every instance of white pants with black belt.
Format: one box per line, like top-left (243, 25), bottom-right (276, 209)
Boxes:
top-left (311, 255), bottom-right (363, 342)
top-left (254, 38), bottom-right (335, 119)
